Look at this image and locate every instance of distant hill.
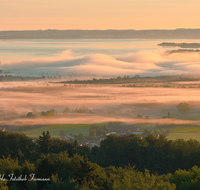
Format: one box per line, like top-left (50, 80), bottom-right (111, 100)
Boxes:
top-left (1, 29), bottom-right (200, 39)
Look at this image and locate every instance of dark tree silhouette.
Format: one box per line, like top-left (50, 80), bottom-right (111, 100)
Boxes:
top-left (73, 154), bottom-right (97, 187)
top-left (36, 131), bottom-right (52, 154)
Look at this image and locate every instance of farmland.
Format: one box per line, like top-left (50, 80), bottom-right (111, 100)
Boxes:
top-left (22, 123), bottom-right (107, 138)
top-left (168, 133), bottom-right (200, 141)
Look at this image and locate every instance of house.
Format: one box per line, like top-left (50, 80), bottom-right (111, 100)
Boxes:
top-left (108, 125), bottom-right (141, 133)
top-left (59, 135), bottom-right (75, 141)
top-left (131, 132), bottom-right (142, 135)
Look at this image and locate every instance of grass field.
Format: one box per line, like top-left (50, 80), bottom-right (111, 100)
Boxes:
top-left (22, 126), bottom-right (90, 138)
top-left (139, 126), bottom-right (156, 131)
top-left (128, 123), bottom-right (156, 131)
top-left (173, 128), bottom-right (200, 132)
top-left (21, 123), bottom-right (200, 142)
top-left (22, 123), bottom-right (108, 138)
top-left (175, 115), bottom-right (200, 120)
top-left (48, 123), bottom-right (107, 129)
top-left (22, 123), bottom-right (157, 138)
top-left (168, 133), bottom-right (200, 141)
top-left (172, 125), bottom-right (200, 132)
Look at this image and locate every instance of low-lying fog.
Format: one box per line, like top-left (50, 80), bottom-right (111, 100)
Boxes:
top-left (1, 82), bottom-right (200, 125)
top-left (2, 49), bottom-right (200, 78)
top-left (1, 41), bottom-right (200, 126)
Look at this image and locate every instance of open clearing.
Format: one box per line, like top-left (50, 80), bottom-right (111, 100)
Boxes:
top-left (21, 122), bottom-right (200, 142)
top-left (168, 133), bottom-right (200, 141)
top-left (172, 125), bottom-right (200, 132)
top-left (22, 126), bottom-right (90, 138)
top-left (22, 123), bottom-right (107, 138)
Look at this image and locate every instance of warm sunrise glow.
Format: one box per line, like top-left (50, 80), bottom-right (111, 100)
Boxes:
top-left (2, 1), bottom-right (200, 189)
top-left (1, 0), bottom-right (199, 30)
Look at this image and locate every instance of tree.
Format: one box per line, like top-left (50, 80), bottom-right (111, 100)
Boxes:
top-left (41, 109), bottom-right (55, 117)
top-left (170, 166), bottom-right (200, 190)
top-left (77, 133), bottom-right (83, 139)
top-left (89, 129), bottom-right (96, 137)
top-left (36, 131), bottom-right (52, 154)
top-left (152, 130), bottom-right (159, 137)
top-left (101, 125), bottom-right (109, 133)
top-left (35, 158), bottom-right (56, 190)
top-left (0, 181), bottom-right (8, 190)
top-left (59, 130), bottom-right (66, 137)
top-left (73, 154), bottom-right (97, 188)
top-left (177, 102), bottom-right (190, 114)
top-left (77, 105), bottom-right (92, 113)
top-left (27, 112), bottom-right (33, 117)
top-left (89, 125), bottom-right (108, 137)
top-left (63, 107), bottom-right (70, 113)
top-left (74, 140), bottom-right (79, 148)
top-left (136, 115), bottom-right (143, 119)
top-left (142, 129), bottom-right (152, 138)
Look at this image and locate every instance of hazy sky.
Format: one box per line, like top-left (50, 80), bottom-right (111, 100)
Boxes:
top-left (0, 0), bottom-right (199, 30)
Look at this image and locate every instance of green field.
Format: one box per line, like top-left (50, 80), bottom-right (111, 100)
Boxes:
top-left (125, 123), bottom-right (156, 131)
top-left (173, 128), bottom-right (200, 132)
top-left (21, 122), bottom-right (200, 141)
top-left (23, 126), bottom-right (90, 138)
top-left (139, 126), bottom-right (156, 131)
top-left (168, 133), bottom-right (200, 141)
top-left (22, 123), bottom-right (108, 138)
top-left (48, 123), bottom-right (107, 129)
top-left (22, 122), bottom-right (153, 138)
top-left (175, 115), bottom-right (200, 120)
top-left (172, 125), bottom-right (200, 132)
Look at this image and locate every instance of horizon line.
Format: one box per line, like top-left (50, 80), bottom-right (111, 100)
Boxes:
top-left (1, 28), bottom-right (200, 32)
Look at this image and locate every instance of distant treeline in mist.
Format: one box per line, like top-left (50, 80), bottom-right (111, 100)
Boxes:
top-left (158, 42), bottom-right (200, 48)
top-left (166, 49), bottom-right (200, 54)
top-left (58, 75), bottom-right (200, 84)
top-left (1, 131), bottom-right (200, 189)
top-left (2, 29), bottom-right (200, 39)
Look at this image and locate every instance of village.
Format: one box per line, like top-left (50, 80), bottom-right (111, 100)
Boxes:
top-left (59, 124), bottom-right (143, 147)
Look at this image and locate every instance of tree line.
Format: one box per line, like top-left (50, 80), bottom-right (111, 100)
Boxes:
top-left (1, 131), bottom-right (200, 189)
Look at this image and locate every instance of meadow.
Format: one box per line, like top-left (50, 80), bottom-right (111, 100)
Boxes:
top-left (172, 126), bottom-right (200, 132)
top-left (22, 123), bottom-right (107, 138)
top-left (168, 133), bottom-right (200, 141)
top-left (17, 121), bottom-right (200, 141)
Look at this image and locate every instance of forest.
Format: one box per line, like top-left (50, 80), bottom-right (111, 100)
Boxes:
top-left (1, 131), bottom-right (200, 189)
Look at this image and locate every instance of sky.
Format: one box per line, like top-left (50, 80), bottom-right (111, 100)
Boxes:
top-left (0, 0), bottom-right (199, 30)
